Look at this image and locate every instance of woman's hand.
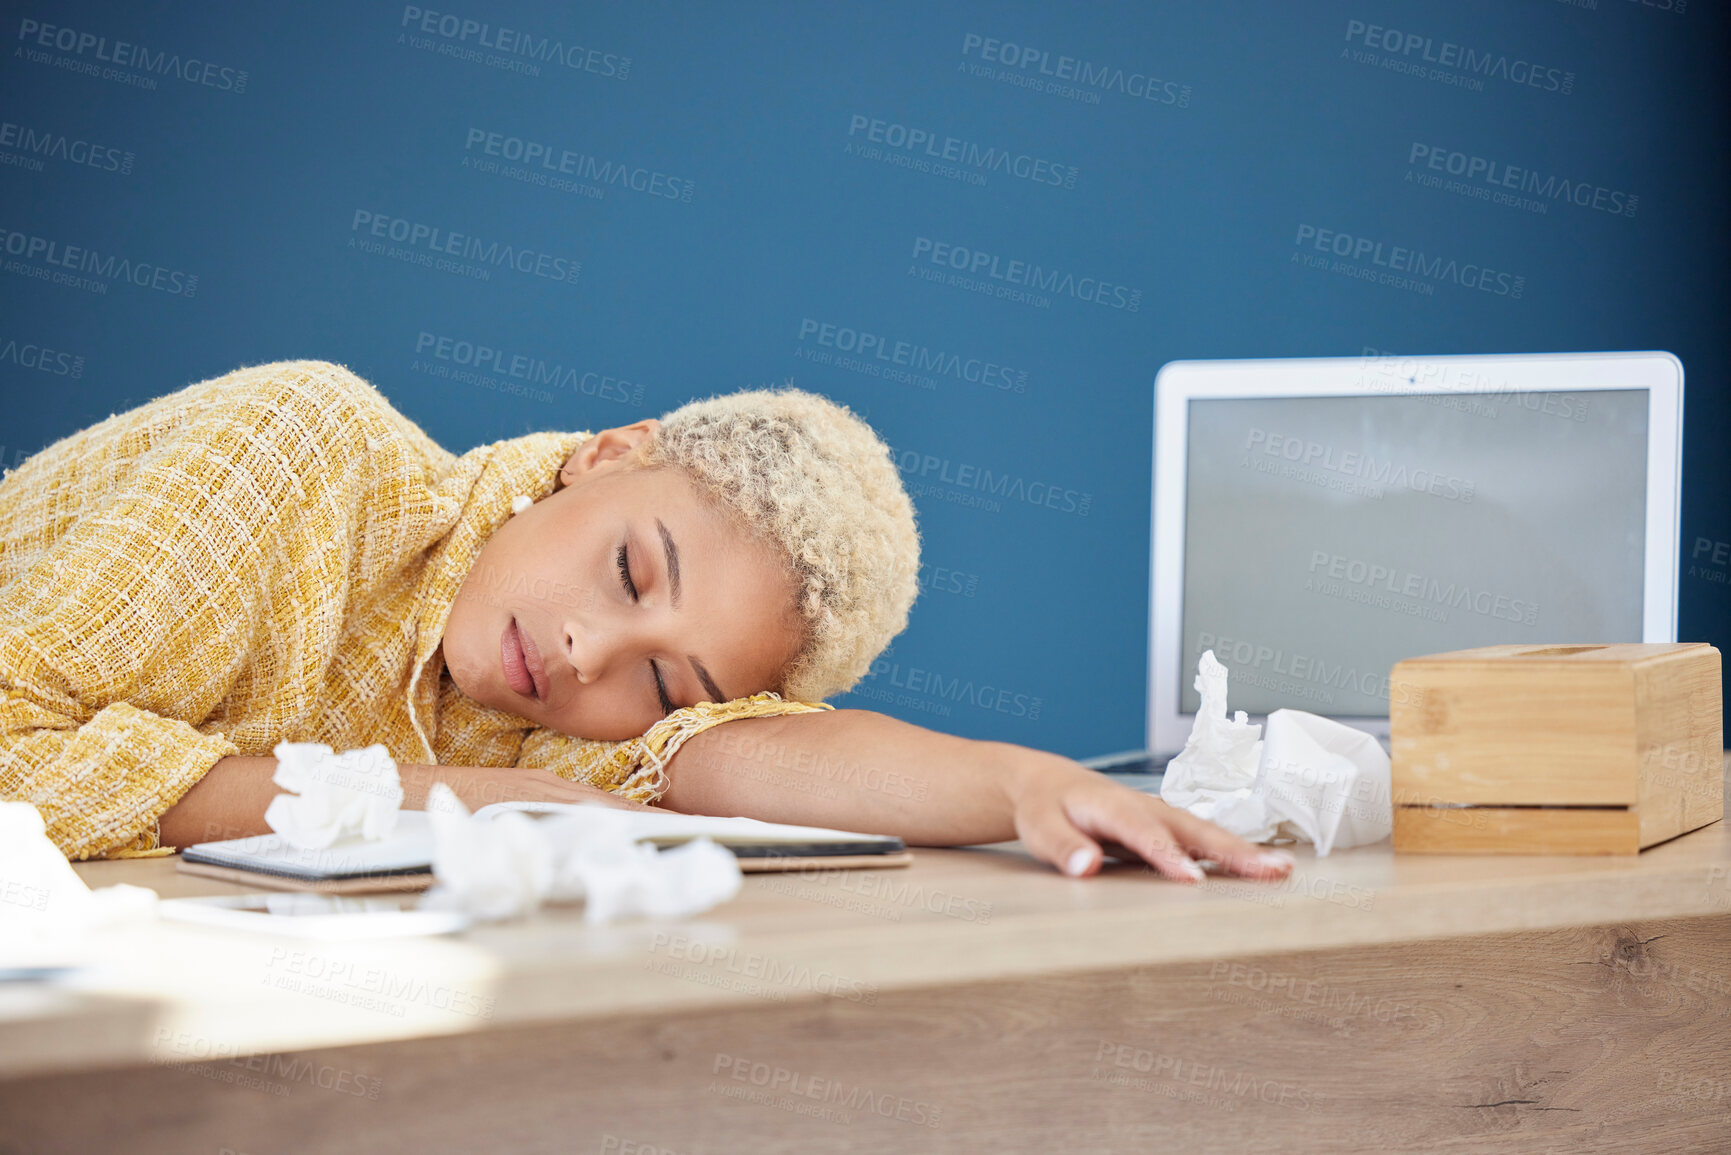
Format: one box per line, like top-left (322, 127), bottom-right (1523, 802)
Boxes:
top-left (1005, 753), bottom-right (1295, 882)
top-left (661, 709), bottom-right (1297, 883)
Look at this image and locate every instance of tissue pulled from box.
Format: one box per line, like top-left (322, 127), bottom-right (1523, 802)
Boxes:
top-left (1159, 649), bottom-right (1277, 842)
top-left (1159, 651), bottom-right (1392, 855)
top-left (419, 785), bottom-right (742, 923)
top-left (1258, 709), bottom-right (1392, 856)
top-left (263, 741), bottom-right (404, 851)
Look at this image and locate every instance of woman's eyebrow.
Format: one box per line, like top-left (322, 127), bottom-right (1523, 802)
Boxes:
top-left (688, 656), bottom-right (725, 704)
top-left (654, 516), bottom-right (724, 702)
top-left (655, 517), bottom-right (681, 608)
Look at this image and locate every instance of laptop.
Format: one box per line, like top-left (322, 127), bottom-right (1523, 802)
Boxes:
top-left (1085, 350), bottom-right (1685, 790)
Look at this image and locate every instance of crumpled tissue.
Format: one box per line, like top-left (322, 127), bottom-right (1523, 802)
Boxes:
top-left (0, 801), bottom-right (157, 964)
top-left (1160, 650), bottom-right (1392, 855)
top-left (1157, 649), bottom-right (1274, 840)
top-left (419, 784), bottom-right (743, 924)
top-left (263, 741), bottom-right (403, 851)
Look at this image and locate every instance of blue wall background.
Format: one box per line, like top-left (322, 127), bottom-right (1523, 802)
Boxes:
top-left (3, 0), bottom-right (1727, 757)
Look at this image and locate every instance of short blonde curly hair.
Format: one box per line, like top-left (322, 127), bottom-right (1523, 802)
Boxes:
top-left (630, 387), bottom-right (920, 702)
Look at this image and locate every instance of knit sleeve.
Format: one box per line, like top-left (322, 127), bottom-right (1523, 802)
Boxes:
top-left (515, 691), bottom-right (835, 804)
top-left (0, 694), bottom-right (240, 858)
top-left (0, 360), bottom-right (410, 859)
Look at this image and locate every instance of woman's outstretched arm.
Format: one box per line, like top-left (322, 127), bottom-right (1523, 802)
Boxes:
top-left (656, 708), bottom-right (1294, 883)
top-left (157, 754), bottom-right (649, 848)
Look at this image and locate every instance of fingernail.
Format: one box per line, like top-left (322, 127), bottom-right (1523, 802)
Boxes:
top-left (1066, 847), bottom-right (1095, 877)
top-left (1258, 850), bottom-right (1295, 869)
top-left (1181, 859), bottom-right (1206, 882)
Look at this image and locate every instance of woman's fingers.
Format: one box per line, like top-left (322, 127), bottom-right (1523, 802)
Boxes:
top-left (1066, 792), bottom-right (1211, 883)
top-left (1013, 789), bottom-right (1104, 877)
top-left (1019, 781), bottom-right (1204, 882)
top-left (1014, 773), bottom-right (1297, 882)
top-left (1157, 803), bottom-right (1296, 880)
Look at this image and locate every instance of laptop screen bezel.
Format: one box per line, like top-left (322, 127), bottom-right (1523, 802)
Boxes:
top-left (1147, 350), bottom-right (1684, 756)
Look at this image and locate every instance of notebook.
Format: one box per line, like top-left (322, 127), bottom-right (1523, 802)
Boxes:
top-left (177, 803), bottom-right (911, 893)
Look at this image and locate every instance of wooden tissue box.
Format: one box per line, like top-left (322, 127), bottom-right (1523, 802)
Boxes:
top-left (1390, 643), bottom-right (1723, 854)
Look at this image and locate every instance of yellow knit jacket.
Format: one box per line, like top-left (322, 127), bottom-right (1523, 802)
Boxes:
top-left (0, 360), bottom-right (832, 860)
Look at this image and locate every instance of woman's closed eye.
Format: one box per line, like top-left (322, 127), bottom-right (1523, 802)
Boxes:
top-left (616, 542), bottom-right (677, 716)
top-left (615, 543), bottom-right (639, 600)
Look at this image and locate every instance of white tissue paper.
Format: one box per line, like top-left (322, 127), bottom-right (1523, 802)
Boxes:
top-left (1258, 708), bottom-right (1393, 856)
top-left (263, 741), bottom-right (404, 851)
top-left (1159, 651), bottom-right (1392, 856)
top-left (1158, 650), bottom-right (1278, 842)
top-left (419, 784), bottom-right (743, 924)
top-left (421, 786), bottom-right (553, 922)
top-left (0, 801), bottom-right (158, 965)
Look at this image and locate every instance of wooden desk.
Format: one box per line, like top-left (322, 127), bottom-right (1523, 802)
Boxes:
top-left (3, 759), bottom-right (1728, 1155)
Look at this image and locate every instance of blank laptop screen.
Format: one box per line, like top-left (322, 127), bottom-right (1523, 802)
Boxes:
top-left (1178, 389), bottom-right (1649, 717)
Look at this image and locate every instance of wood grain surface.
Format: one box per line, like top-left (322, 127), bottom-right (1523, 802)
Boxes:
top-left (1, 755), bottom-right (1726, 1154)
top-left (1, 917), bottom-right (1725, 1154)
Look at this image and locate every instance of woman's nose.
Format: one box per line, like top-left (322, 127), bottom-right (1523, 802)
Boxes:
top-left (563, 621), bottom-right (603, 685)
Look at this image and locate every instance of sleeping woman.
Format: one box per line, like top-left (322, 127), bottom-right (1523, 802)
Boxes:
top-left (0, 360), bottom-right (1293, 884)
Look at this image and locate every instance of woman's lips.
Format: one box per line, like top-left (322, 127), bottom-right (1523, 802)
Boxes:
top-left (516, 619), bottom-right (549, 702)
top-left (501, 618), bottom-right (543, 701)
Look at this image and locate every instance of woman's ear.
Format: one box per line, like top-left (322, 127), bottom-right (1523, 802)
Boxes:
top-left (560, 418), bottom-right (662, 485)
